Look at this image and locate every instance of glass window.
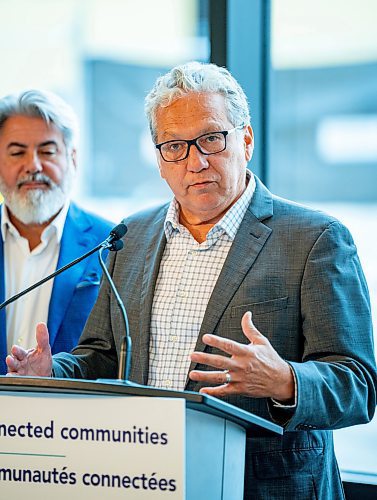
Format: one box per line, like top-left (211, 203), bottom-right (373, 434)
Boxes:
top-left (0, 0), bottom-right (210, 222)
top-left (270, 0), bottom-right (377, 484)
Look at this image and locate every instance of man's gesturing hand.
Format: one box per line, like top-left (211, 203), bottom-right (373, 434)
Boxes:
top-left (189, 311), bottom-right (294, 402)
top-left (6, 322), bottom-right (53, 377)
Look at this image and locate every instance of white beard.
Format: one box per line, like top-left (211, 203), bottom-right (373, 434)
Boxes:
top-left (0, 167), bottom-right (75, 225)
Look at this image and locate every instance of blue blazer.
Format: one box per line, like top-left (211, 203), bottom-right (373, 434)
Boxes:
top-left (0, 202), bottom-right (113, 374)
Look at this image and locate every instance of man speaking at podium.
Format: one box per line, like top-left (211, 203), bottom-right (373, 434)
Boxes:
top-left (6, 63), bottom-right (377, 499)
top-left (0, 89), bottom-right (113, 375)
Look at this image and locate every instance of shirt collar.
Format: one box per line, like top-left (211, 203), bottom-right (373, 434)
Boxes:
top-left (1, 200), bottom-right (70, 244)
top-left (164, 169), bottom-right (256, 241)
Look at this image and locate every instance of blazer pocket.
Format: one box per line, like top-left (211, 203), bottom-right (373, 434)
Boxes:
top-left (252, 447), bottom-right (324, 479)
top-left (231, 296), bottom-right (288, 319)
top-left (76, 274), bottom-right (101, 289)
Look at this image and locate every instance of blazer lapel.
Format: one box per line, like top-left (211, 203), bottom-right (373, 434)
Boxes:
top-left (47, 204), bottom-right (93, 347)
top-left (186, 177), bottom-right (275, 382)
top-left (132, 209), bottom-right (167, 384)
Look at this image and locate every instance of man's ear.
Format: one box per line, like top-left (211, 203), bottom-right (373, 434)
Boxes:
top-left (244, 125), bottom-right (254, 162)
top-left (156, 152), bottom-right (166, 180)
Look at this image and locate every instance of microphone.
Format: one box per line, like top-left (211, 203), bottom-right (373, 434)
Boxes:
top-left (103, 223), bottom-right (127, 250)
top-left (0, 222), bottom-right (127, 311)
top-left (93, 222), bottom-right (135, 383)
top-left (1, 220), bottom-right (136, 386)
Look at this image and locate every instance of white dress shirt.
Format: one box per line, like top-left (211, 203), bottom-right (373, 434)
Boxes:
top-left (1, 202), bottom-right (69, 353)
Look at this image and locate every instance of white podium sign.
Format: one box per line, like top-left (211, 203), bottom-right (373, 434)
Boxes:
top-left (0, 393), bottom-right (185, 499)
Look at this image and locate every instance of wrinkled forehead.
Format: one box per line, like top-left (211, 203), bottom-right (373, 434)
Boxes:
top-left (0, 115), bottom-right (66, 147)
top-left (154, 92), bottom-right (230, 139)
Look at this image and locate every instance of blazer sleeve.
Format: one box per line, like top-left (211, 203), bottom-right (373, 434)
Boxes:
top-left (283, 221), bottom-right (377, 431)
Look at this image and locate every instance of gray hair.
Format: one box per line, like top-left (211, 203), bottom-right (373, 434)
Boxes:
top-left (0, 89), bottom-right (79, 151)
top-left (145, 61), bottom-right (250, 143)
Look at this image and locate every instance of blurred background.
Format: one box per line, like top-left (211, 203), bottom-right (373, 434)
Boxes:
top-left (0, 0), bottom-right (376, 494)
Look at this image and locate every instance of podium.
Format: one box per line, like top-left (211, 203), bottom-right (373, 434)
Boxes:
top-left (0, 376), bottom-right (282, 499)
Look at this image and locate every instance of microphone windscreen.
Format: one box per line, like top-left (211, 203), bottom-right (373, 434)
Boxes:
top-left (110, 222), bottom-right (128, 240)
top-left (110, 240), bottom-right (124, 252)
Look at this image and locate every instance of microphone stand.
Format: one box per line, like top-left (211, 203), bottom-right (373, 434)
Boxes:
top-left (1, 221), bottom-right (142, 387)
top-left (98, 245), bottom-right (134, 385)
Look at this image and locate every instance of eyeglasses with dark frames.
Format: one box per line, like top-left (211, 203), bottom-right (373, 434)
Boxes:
top-left (155, 125), bottom-right (245, 163)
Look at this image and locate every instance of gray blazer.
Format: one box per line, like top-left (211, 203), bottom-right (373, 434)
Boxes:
top-left (54, 176), bottom-right (377, 499)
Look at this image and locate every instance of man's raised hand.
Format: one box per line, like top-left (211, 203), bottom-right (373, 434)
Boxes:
top-left (6, 322), bottom-right (53, 377)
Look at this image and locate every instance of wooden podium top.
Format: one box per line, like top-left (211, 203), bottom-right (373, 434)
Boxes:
top-left (0, 376), bottom-right (283, 436)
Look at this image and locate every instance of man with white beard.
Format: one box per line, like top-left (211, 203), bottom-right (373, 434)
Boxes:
top-left (0, 89), bottom-right (113, 374)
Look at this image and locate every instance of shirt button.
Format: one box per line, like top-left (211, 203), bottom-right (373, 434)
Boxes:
top-left (170, 335), bottom-right (178, 343)
top-left (164, 379), bottom-right (172, 388)
top-left (17, 337), bottom-right (24, 345)
top-left (177, 291), bottom-right (187, 298)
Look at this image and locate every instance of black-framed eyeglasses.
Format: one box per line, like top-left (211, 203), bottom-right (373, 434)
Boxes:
top-left (155, 125), bottom-right (245, 162)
